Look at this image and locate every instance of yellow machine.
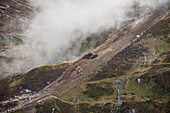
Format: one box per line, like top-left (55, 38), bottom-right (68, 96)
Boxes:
top-left (124, 24), bottom-right (131, 30)
top-left (90, 52), bottom-right (95, 55)
top-left (82, 52), bottom-right (98, 59)
top-left (15, 96), bottom-right (21, 100)
top-left (75, 66), bottom-right (83, 73)
top-left (75, 66), bottom-right (82, 72)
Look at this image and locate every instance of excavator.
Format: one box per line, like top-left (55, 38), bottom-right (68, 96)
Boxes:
top-left (15, 96), bottom-right (21, 100)
top-left (124, 24), bottom-right (131, 30)
top-left (82, 52), bottom-right (98, 59)
top-left (75, 65), bottom-right (83, 74)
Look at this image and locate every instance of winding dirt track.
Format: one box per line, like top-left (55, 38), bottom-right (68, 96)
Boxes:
top-left (44, 8), bottom-right (167, 94)
top-left (5, 8), bottom-right (168, 113)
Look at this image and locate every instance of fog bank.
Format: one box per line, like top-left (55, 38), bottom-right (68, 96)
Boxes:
top-left (0, 0), bottom-right (169, 79)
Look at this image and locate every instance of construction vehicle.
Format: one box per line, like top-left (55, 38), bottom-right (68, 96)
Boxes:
top-left (82, 52), bottom-right (98, 59)
top-left (15, 96), bottom-right (21, 100)
top-left (75, 65), bottom-right (83, 74)
top-left (131, 34), bottom-right (141, 43)
top-left (124, 24), bottom-right (131, 30)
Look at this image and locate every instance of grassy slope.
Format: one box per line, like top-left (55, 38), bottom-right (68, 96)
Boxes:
top-left (8, 10), bottom-right (170, 113)
top-left (0, 63), bottom-right (70, 101)
top-left (52, 12), bottom-right (170, 113)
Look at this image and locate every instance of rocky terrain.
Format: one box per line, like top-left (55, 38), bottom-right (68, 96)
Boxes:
top-left (0, 0), bottom-right (37, 79)
top-left (0, 0), bottom-right (35, 48)
top-left (0, 0), bottom-right (169, 113)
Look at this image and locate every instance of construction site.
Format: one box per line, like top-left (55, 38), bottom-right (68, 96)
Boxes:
top-left (0, 0), bottom-right (170, 113)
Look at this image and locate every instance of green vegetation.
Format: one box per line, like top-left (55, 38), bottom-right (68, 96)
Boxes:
top-left (0, 63), bottom-right (70, 101)
top-left (1, 8), bottom-right (170, 113)
top-left (152, 12), bottom-right (170, 55)
top-left (15, 63), bottom-right (70, 91)
top-left (83, 82), bottom-right (114, 100)
top-left (78, 103), bottom-right (116, 113)
top-left (162, 55), bottom-right (170, 63)
top-left (120, 100), bottom-right (170, 113)
top-left (36, 98), bottom-right (116, 113)
top-left (0, 83), bottom-right (10, 100)
top-left (9, 109), bottom-right (23, 113)
top-left (40, 12), bottom-right (170, 112)
top-left (69, 28), bottom-right (116, 57)
top-left (151, 13), bottom-right (170, 38)
top-left (36, 98), bottom-right (76, 113)
top-left (155, 41), bottom-right (170, 55)
top-left (90, 63), bottom-right (133, 81)
top-left (79, 30), bottom-right (113, 54)
top-left (60, 52), bottom-right (169, 112)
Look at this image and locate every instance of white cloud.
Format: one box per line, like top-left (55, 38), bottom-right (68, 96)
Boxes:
top-left (0, 0), bottom-right (169, 79)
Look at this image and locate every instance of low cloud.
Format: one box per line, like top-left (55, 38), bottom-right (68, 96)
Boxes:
top-left (0, 0), bottom-right (169, 79)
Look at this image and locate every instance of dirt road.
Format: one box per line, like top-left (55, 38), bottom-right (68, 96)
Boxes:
top-left (44, 8), bottom-right (167, 94)
top-left (4, 8), bottom-right (168, 113)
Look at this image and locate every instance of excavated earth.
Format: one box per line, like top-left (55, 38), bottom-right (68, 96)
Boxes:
top-left (4, 8), bottom-right (168, 113)
top-left (0, 1), bottom-right (169, 112)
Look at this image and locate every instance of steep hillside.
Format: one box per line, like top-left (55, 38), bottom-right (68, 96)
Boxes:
top-left (0, 0), bottom-right (35, 49)
top-left (58, 12), bottom-right (170, 113)
top-left (34, 11), bottom-right (170, 113)
top-left (0, 0), bottom-right (117, 79)
top-left (0, 63), bottom-right (70, 100)
top-left (0, 0), bottom-right (36, 79)
top-left (0, 2), bottom-right (169, 113)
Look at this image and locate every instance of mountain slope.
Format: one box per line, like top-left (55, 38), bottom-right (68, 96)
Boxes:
top-left (0, 6), bottom-right (169, 113)
top-left (41, 11), bottom-right (170, 113)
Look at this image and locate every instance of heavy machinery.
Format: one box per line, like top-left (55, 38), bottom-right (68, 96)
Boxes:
top-left (15, 96), bottom-right (21, 100)
top-left (124, 24), bottom-right (131, 30)
top-left (75, 65), bottom-right (83, 74)
top-left (82, 52), bottom-right (98, 59)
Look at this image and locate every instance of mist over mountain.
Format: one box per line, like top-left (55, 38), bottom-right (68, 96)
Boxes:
top-left (0, 0), bottom-right (169, 112)
top-left (0, 0), bottom-right (169, 79)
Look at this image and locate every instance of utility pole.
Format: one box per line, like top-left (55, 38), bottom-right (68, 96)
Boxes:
top-left (102, 98), bottom-right (105, 105)
top-left (114, 80), bottom-right (122, 103)
top-left (73, 97), bottom-right (79, 112)
top-left (102, 98), bottom-right (105, 113)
